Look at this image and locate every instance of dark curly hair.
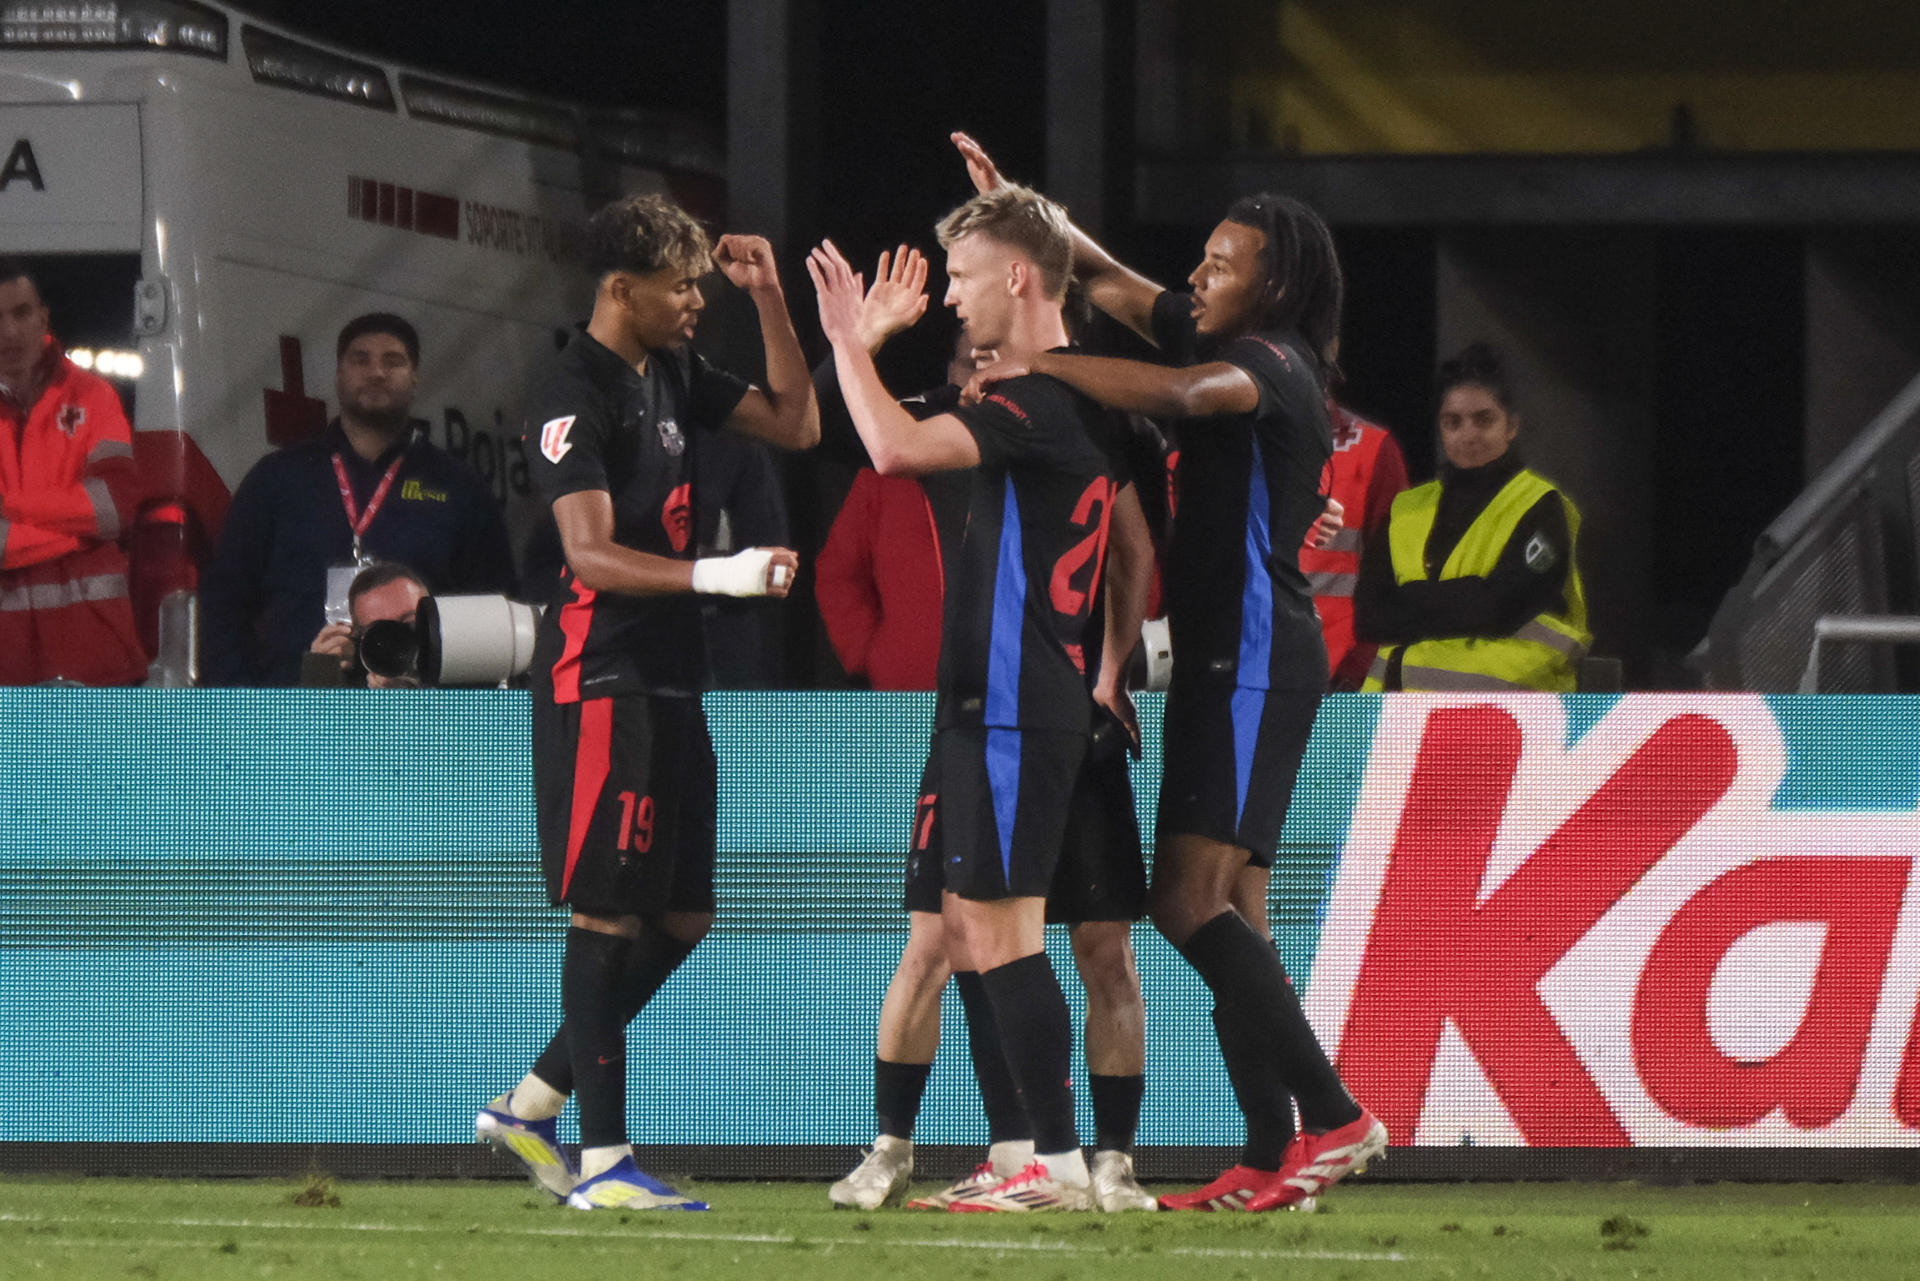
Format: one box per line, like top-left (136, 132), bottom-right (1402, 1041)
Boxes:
top-left (583, 194), bottom-right (713, 281)
top-left (1221, 192), bottom-right (1344, 377)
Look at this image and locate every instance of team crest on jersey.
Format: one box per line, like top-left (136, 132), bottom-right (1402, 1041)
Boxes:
top-left (657, 416), bottom-right (685, 456)
top-left (538, 415), bottom-right (576, 463)
top-left (56, 403), bottom-right (85, 436)
top-left (662, 482), bottom-right (692, 552)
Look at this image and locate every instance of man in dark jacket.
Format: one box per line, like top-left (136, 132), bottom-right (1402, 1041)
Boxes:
top-left (199, 313), bottom-right (515, 686)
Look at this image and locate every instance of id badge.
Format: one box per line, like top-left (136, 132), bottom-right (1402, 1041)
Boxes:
top-left (324, 563), bottom-right (361, 626)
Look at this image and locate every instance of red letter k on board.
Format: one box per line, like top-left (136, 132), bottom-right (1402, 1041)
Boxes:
top-left (1336, 706), bottom-right (1739, 1146)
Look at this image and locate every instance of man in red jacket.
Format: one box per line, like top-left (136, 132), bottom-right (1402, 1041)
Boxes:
top-left (814, 323), bottom-right (975, 691)
top-left (0, 258), bottom-right (146, 685)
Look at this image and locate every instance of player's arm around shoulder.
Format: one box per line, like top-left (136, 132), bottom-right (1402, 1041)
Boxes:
top-left (966, 350), bottom-right (1258, 422)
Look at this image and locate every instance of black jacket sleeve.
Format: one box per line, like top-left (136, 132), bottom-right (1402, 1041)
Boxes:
top-left (197, 461), bottom-right (276, 686)
top-left (1354, 492), bottom-right (1573, 645)
top-left (449, 480), bottom-right (519, 598)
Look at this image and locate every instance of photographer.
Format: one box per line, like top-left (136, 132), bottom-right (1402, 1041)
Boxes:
top-left (200, 313), bottom-right (515, 687)
top-left (302, 562), bottom-right (427, 688)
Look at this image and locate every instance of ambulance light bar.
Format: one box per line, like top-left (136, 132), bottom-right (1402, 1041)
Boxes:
top-left (240, 24), bottom-right (394, 110)
top-left (68, 347), bottom-right (144, 380)
top-left (0, 0), bottom-right (226, 57)
top-left (587, 111), bottom-right (725, 176)
top-left (400, 74), bottom-right (580, 153)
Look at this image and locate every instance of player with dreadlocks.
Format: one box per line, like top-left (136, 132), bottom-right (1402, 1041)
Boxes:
top-left (954, 133), bottom-right (1385, 1214)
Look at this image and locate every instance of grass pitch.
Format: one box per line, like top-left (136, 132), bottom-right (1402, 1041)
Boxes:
top-left (3, 1175), bottom-right (1918, 1281)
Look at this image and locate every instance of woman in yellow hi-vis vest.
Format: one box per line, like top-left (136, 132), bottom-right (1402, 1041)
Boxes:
top-left (1354, 342), bottom-right (1590, 692)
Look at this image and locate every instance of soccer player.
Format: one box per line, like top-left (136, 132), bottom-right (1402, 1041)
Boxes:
top-left (808, 185), bottom-right (1130, 1213)
top-left (954, 133), bottom-right (1387, 1213)
top-left (475, 194), bottom-right (818, 1211)
top-left (817, 251), bottom-right (1159, 1213)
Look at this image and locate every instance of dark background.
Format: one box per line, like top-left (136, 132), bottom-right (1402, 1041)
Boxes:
top-left (214, 3), bottom-right (1877, 688)
top-left (239, 1), bottom-right (728, 117)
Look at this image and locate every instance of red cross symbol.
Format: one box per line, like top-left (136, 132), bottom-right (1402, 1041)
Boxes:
top-left (56, 403), bottom-right (86, 436)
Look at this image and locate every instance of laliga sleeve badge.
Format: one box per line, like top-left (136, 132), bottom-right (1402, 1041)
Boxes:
top-left (538, 415), bottom-right (577, 463)
top-left (1524, 532), bottom-right (1558, 574)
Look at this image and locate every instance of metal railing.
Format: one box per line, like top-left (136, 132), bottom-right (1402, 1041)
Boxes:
top-left (1703, 371), bottom-right (1920, 691)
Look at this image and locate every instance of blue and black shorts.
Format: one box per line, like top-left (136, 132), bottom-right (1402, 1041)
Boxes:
top-left (1156, 677), bottom-right (1321, 867)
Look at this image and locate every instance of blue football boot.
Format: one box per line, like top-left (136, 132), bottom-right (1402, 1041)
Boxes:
top-left (565, 1155), bottom-right (708, 1211)
top-left (474, 1093), bottom-right (577, 1200)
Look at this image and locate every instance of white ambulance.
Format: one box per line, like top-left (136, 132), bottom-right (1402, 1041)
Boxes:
top-left (1, 0), bottom-right (724, 668)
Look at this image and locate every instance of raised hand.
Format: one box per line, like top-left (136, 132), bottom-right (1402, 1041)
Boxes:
top-left (714, 233), bottom-right (781, 294)
top-left (856, 245), bottom-right (930, 351)
top-left (806, 239), bottom-right (868, 348)
top-left (951, 131), bottom-right (1007, 195)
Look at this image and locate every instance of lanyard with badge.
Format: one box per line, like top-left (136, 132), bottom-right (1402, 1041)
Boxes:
top-left (323, 451), bottom-right (406, 625)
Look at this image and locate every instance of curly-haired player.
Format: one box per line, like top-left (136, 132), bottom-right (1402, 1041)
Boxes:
top-left (956, 134), bottom-right (1386, 1214)
top-left (474, 194), bottom-right (818, 1212)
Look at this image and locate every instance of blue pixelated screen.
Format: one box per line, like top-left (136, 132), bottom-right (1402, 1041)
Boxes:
top-left (4, 691), bottom-right (1917, 1152)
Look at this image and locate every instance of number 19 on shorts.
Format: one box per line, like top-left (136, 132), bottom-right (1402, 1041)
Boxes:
top-left (616, 790), bottom-right (655, 853)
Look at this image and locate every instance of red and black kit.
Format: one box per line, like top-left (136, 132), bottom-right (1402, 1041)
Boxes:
top-left (522, 329), bottom-right (748, 913)
top-left (525, 329), bottom-right (750, 700)
top-left (532, 691), bottom-right (716, 916)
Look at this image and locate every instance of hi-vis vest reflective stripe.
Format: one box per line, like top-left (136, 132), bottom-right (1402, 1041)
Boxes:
top-left (1300, 417), bottom-right (1390, 600)
top-left (1362, 468), bottom-right (1591, 693)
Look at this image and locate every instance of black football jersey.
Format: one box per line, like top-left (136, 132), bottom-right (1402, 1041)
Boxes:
top-left (938, 368), bottom-right (1128, 731)
top-left (1151, 290), bottom-right (1333, 691)
top-left (523, 329), bottom-right (750, 700)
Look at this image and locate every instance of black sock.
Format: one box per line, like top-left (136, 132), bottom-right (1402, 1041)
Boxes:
top-left (874, 1059), bottom-right (934, 1141)
top-left (1178, 911), bottom-right (1360, 1132)
top-left (954, 971), bottom-right (1030, 1144)
top-left (1213, 1006), bottom-right (1296, 1170)
top-left (613, 926), bottom-right (699, 1023)
top-left (562, 926), bottom-right (633, 1149)
top-left (530, 1026), bottom-right (571, 1099)
top-left (979, 954), bottom-right (1078, 1156)
top-left (529, 925), bottom-right (699, 1097)
top-left (1088, 1073), bottom-right (1144, 1155)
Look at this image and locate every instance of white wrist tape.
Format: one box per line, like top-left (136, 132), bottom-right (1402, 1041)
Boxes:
top-left (691, 548), bottom-right (778, 598)
top-left (1140, 616), bottom-right (1174, 691)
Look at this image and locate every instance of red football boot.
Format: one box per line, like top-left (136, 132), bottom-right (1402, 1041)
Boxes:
top-left (1156, 1163), bottom-right (1287, 1212)
top-left (1243, 1112), bottom-right (1388, 1212)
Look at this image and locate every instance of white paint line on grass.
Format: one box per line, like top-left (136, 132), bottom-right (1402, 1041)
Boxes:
top-left (0, 1211), bottom-right (1409, 1262)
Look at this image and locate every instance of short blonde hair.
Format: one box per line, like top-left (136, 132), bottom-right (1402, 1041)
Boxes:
top-left (935, 184), bottom-right (1073, 301)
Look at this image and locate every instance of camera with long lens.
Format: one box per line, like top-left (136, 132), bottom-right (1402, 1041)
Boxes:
top-left (359, 594), bottom-right (541, 687)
